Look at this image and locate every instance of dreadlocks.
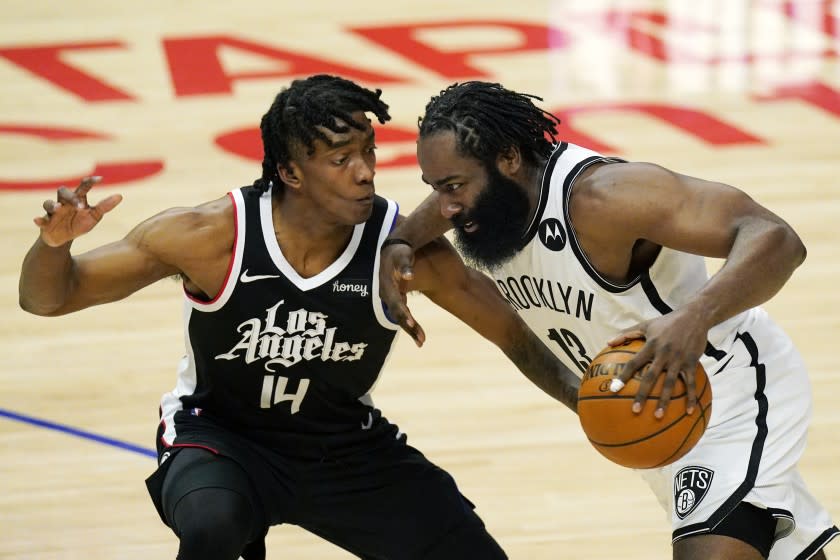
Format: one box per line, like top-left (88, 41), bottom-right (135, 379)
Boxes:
top-left (254, 74), bottom-right (391, 195)
top-left (418, 81), bottom-right (560, 167)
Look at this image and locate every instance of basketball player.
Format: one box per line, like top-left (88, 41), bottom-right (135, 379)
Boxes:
top-left (379, 81), bottom-right (839, 559)
top-left (18, 76), bottom-right (581, 560)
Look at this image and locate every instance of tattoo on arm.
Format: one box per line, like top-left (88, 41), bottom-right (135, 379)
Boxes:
top-left (504, 323), bottom-right (580, 414)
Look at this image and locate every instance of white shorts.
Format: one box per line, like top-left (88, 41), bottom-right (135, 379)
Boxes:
top-left (639, 312), bottom-right (839, 558)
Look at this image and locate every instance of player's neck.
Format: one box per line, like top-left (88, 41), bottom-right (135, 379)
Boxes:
top-left (272, 194), bottom-right (355, 279)
top-left (522, 159), bottom-right (547, 230)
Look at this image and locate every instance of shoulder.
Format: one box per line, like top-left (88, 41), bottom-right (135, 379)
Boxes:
top-left (374, 193), bottom-right (395, 207)
top-left (571, 161), bottom-right (676, 212)
top-left (566, 161), bottom-right (678, 250)
top-left (373, 194), bottom-right (397, 221)
top-left (137, 195), bottom-right (232, 238)
top-left (178, 194), bottom-right (235, 233)
top-left (574, 160), bottom-right (664, 190)
top-left (129, 194), bottom-right (235, 263)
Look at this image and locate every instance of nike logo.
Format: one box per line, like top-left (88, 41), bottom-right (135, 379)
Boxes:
top-left (240, 269), bottom-right (281, 283)
top-left (712, 355), bottom-right (734, 375)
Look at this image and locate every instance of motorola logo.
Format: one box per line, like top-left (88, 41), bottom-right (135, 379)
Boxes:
top-left (538, 218), bottom-right (566, 251)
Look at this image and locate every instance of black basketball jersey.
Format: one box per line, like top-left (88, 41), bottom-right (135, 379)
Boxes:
top-left (157, 184), bottom-right (401, 454)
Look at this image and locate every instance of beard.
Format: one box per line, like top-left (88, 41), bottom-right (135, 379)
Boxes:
top-left (451, 165), bottom-right (531, 272)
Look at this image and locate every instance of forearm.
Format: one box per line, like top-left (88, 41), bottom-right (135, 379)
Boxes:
top-left (416, 249), bottom-right (579, 412)
top-left (503, 322), bottom-right (580, 413)
top-left (19, 237), bottom-right (76, 315)
top-left (689, 219), bottom-right (806, 327)
top-left (390, 193), bottom-right (452, 248)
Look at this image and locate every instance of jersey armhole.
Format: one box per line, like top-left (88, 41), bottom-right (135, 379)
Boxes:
top-left (373, 199), bottom-right (402, 330)
top-left (184, 190), bottom-right (246, 311)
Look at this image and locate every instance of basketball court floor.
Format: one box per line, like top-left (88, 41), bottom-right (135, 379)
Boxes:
top-left (1, 0), bottom-right (838, 558)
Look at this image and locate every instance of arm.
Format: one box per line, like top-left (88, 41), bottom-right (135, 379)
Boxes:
top-left (379, 193), bottom-right (453, 344)
top-left (20, 235), bottom-right (174, 316)
top-left (20, 177), bottom-right (231, 316)
top-left (388, 192), bottom-right (452, 248)
top-left (574, 162), bottom-right (805, 414)
top-left (578, 162), bottom-right (804, 322)
top-left (408, 234), bottom-right (579, 413)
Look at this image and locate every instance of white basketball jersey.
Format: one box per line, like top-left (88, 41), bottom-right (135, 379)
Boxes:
top-left (491, 142), bottom-right (755, 379)
top-left (490, 142), bottom-right (839, 556)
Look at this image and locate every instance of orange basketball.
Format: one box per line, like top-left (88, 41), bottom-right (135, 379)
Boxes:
top-left (577, 339), bottom-right (713, 469)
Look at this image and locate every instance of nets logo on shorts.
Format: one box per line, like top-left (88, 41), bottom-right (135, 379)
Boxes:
top-left (674, 466), bottom-right (714, 519)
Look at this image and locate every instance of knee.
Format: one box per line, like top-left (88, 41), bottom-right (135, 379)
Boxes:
top-left (172, 489), bottom-right (256, 560)
top-left (673, 534), bottom-right (767, 560)
top-left (177, 514), bottom-right (241, 554)
top-left (177, 514), bottom-right (249, 560)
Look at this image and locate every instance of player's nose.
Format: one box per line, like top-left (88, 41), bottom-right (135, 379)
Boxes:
top-left (439, 196), bottom-right (462, 219)
top-left (354, 157), bottom-right (374, 184)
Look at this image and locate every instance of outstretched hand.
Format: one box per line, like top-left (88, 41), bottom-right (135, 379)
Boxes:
top-left (379, 241), bottom-right (425, 346)
top-left (34, 176), bottom-right (123, 247)
top-left (607, 309), bottom-right (709, 419)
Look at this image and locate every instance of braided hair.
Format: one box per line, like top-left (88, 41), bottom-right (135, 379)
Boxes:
top-left (418, 81), bottom-right (560, 167)
top-left (253, 74), bottom-right (391, 194)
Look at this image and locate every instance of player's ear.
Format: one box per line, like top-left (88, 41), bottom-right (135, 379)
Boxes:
top-left (277, 162), bottom-right (302, 190)
top-left (496, 145), bottom-right (522, 177)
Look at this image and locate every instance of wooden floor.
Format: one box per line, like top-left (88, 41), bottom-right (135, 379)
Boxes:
top-left (1, 1), bottom-right (838, 558)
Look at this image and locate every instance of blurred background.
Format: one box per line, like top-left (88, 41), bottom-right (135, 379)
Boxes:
top-left (1, 0), bottom-right (838, 558)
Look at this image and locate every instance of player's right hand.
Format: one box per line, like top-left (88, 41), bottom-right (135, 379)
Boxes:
top-left (34, 176), bottom-right (123, 247)
top-left (378, 241), bottom-right (426, 346)
top-left (608, 309), bottom-right (707, 419)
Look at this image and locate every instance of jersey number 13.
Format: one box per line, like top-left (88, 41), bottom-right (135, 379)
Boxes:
top-left (547, 328), bottom-right (592, 374)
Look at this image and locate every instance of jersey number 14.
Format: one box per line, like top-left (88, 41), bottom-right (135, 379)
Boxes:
top-left (260, 375), bottom-right (310, 413)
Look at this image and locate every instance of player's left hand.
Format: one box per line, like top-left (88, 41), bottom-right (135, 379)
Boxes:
top-left (379, 241), bottom-right (425, 347)
top-left (607, 308), bottom-right (709, 419)
top-left (34, 176), bottom-right (122, 247)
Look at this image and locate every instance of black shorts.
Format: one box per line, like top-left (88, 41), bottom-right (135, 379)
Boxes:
top-left (145, 413), bottom-right (505, 559)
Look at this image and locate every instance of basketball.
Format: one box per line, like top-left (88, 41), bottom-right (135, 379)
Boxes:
top-left (577, 339), bottom-right (713, 469)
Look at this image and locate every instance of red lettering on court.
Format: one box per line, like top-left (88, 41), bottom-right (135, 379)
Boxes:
top-left (552, 104), bottom-right (764, 153)
top-left (374, 127), bottom-right (419, 168)
top-left (603, 11), bottom-right (671, 62)
top-left (349, 20), bottom-right (568, 78)
top-left (591, 8), bottom-right (836, 64)
top-left (217, 104), bottom-right (759, 167)
top-left (593, 11), bottom-right (713, 63)
top-left (163, 35), bottom-right (404, 97)
top-left (215, 124), bottom-right (417, 169)
top-left (214, 127), bottom-right (260, 162)
top-left (780, 1), bottom-right (838, 44)
top-left (755, 81), bottom-right (840, 118)
top-left (0, 42), bottom-right (135, 102)
top-left (0, 125), bottom-right (162, 191)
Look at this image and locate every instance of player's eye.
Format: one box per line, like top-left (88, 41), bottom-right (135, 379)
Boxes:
top-left (431, 183), bottom-right (462, 194)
